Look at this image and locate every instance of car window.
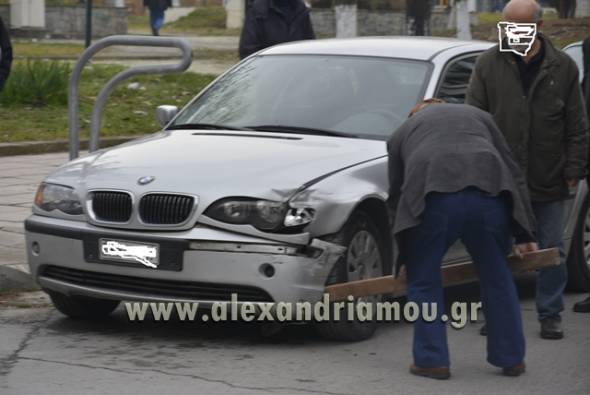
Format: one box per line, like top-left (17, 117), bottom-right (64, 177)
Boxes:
top-left (435, 55), bottom-right (478, 104)
top-left (564, 44), bottom-right (583, 83)
top-left (173, 55), bottom-right (431, 140)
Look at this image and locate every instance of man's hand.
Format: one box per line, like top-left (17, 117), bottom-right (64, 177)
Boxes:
top-left (513, 242), bottom-right (539, 259)
top-left (566, 179), bottom-right (578, 188)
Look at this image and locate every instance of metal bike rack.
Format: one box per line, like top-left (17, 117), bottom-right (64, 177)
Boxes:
top-left (68, 35), bottom-right (193, 160)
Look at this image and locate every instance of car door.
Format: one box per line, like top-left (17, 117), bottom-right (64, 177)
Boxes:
top-left (563, 42), bottom-right (583, 83)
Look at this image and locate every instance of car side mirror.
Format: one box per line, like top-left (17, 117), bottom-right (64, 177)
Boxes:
top-left (156, 105), bottom-right (178, 128)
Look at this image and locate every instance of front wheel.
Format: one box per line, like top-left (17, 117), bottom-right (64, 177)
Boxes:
top-left (314, 211), bottom-right (388, 341)
top-left (48, 291), bottom-right (120, 319)
top-left (566, 193), bottom-right (590, 291)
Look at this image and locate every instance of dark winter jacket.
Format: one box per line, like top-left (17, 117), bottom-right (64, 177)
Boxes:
top-left (466, 34), bottom-right (589, 202)
top-left (239, 0), bottom-right (315, 59)
top-left (0, 16), bottom-right (12, 91)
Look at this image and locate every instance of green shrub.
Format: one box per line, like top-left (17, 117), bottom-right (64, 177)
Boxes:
top-left (0, 60), bottom-right (70, 107)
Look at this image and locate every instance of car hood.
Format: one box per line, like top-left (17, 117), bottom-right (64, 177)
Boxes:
top-left (48, 130), bottom-right (386, 203)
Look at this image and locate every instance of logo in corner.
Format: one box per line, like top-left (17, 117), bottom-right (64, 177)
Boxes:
top-left (138, 176), bottom-right (156, 186)
top-left (497, 22), bottom-right (537, 57)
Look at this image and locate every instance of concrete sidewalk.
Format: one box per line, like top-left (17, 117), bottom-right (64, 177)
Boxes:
top-left (0, 153), bottom-right (70, 291)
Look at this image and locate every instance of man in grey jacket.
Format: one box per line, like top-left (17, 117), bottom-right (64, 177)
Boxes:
top-left (388, 100), bottom-right (537, 379)
top-left (466, 0), bottom-right (589, 339)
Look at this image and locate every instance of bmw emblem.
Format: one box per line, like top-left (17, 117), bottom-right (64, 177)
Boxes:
top-left (138, 176), bottom-right (156, 186)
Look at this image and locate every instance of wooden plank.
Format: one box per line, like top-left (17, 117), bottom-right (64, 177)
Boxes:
top-left (325, 248), bottom-right (559, 302)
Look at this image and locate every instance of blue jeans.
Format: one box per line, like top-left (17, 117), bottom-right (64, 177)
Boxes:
top-left (149, 6), bottom-right (165, 31)
top-left (404, 188), bottom-right (525, 368)
top-left (532, 200), bottom-right (567, 322)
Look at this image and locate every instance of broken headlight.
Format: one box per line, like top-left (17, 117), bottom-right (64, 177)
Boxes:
top-left (204, 198), bottom-right (314, 232)
top-left (34, 183), bottom-right (83, 216)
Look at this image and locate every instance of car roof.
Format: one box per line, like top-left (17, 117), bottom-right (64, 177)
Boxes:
top-left (259, 36), bottom-right (495, 61)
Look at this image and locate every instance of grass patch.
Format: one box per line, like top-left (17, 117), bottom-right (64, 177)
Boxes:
top-left (129, 6), bottom-right (241, 36)
top-left (13, 42), bottom-right (84, 59)
top-left (13, 41), bottom-right (238, 63)
top-left (0, 60), bottom-right (70, 106)
top-left (193, 48), bottom-right (239, 63)
top-left (477, 11), bottom-right (558, 25)
top-left (468, 16), bottom-right (590, 48)
top-left (127, 13), bottom-right (151, 34)
top-left (0, 62), bottom-right (216, 143)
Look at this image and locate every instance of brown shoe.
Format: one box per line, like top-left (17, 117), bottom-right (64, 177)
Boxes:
top-left (409, 364), bottom-right (451, 380)
top-left (502, 362), bottom-right (526, 377)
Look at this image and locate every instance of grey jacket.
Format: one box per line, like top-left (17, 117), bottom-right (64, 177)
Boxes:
top-left (387, 104), bottom-right (536, 270)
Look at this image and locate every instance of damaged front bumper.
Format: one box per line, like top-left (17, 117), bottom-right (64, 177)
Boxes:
top-left (25, 215), bottom-right (345, 306)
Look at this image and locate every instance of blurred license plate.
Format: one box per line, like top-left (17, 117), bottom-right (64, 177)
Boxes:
top-left (99, 238), bottom-right (160, 269)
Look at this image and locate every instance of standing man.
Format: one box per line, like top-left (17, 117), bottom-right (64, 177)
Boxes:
top-left (466, 0), bottom-right (589, 339)
top-left (144, 0), bottom-right (172, 36)
top-left (0, 15), bottom-right (12, 92)
top-left (388, 100), bottom-right (537, 379)
top-left (239, 0), bottom-right (315, 60)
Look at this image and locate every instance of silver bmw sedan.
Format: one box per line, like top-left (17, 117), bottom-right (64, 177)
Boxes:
top-left (25, 37), bottom-right (590, 341)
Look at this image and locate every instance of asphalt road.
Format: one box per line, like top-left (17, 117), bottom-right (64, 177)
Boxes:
top-left (1, 279), bottom-right (588, 395)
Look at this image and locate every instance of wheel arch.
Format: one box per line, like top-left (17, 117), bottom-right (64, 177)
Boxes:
top-left (344, 197), bottom-right (394, 276)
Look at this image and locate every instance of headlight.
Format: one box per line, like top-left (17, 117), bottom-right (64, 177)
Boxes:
top-left (284, 207), bottom-right (315, 227)
top-left (34, 183), bottom-right (83, 215)
top-left (204, 198), bottom-right (314, 232)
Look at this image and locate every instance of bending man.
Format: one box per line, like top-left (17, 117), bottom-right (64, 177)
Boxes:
top-left (387, 100), bottom-right (537, 380)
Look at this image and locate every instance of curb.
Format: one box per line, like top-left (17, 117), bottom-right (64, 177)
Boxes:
top-left (0, 136), bottom-right (136, 157)
top-left (0, 264), bottom-right (39, 293)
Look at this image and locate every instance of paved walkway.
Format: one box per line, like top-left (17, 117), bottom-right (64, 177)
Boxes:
top-left (0, 153), bottom-right (70, 275)
top-left (34, 36), bottom-right (239, 75)
top-left (41, 36), bottom-right (240, 54)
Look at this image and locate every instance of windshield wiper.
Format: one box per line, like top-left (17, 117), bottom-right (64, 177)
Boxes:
top-left (246, 125), bottom-right (358, 138)
top-left (167, 123), bottom-right (252, 131)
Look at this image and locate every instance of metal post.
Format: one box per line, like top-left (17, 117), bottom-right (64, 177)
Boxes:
top-left (85, 0), bottom-right (93, 48)
top-left (68, 35), bottom-right (193, 160)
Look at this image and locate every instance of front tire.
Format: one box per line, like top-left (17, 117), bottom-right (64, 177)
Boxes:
top-left (315, 211), bottom-right (388, 341)
top-left (48, 291), bottom-right (120, 319)
top-left (567, 193), bottom-right (590, 291)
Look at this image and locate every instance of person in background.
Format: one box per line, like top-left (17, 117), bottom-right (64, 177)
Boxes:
top-left (0, 15), bottom-right (12, 92)
top-left (144, 0), bottom-right (172, 36)
top-left (466, 0), bottom-right (589, 339)
top-left (573, 36), bottom-right (590, 313)
top-left (388, 100), bottom-right (537, 380)
top-left (239, 0), bottom-right (315, 60)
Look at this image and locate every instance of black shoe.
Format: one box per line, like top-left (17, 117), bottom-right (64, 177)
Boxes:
top-left (480, 324), bottom-right (487, 336)
top-left (409, 364), bottom-right (451, 380)
top-left (573, 296), bottom-right (590, 313)
top-left (502, 362), bottom-right (526, 377)
top-left (540, 318), bottom-right (564, 339)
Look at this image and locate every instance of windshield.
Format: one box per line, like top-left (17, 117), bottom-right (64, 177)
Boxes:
top-left (172, 55), bottom-right (431, 140)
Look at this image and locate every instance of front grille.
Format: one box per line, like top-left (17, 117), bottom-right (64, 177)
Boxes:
top-left (91, 191), bottom-right (132, 222)
top-left (139, 194), bottom-right (194, 225)
top-left (42, 266), bottom-right (274, 302)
